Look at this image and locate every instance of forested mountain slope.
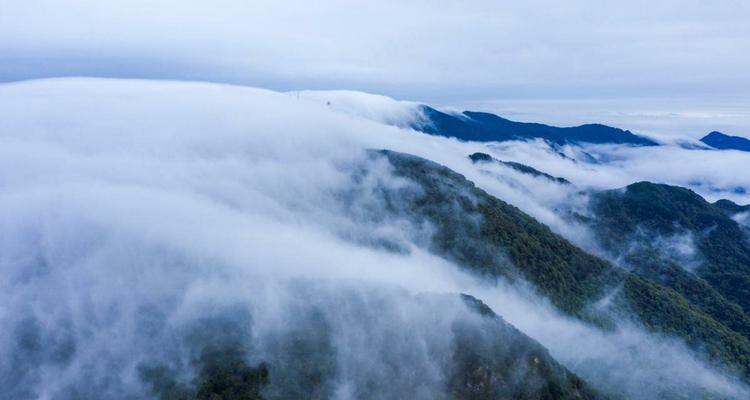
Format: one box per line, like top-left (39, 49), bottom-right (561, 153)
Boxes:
top-left (374, 150), bottom-right (750, 380)
top-left (588, 182), bottom-right (750, 321)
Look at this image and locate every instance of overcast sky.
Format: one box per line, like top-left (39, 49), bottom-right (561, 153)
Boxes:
top-left (2, 0), bottom-right (749, 137)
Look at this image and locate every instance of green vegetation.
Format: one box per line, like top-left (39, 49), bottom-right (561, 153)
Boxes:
top-left (713, 199), bottom-right (750, 215)
top-left (590, 182), bottom-right (750, 316)
top-left (138, 153), bottom-right (750, 399)
top-left (624, 250), bottom-right (750, 339)
top-left (588, 182), bottom-right (750, 347)
top-left (140, 344), bottom-right (269, 400)
top-left (450, 295), bottom-right (607, 400)
top-left (377, 150), bottom-right (750, 379)
top-left (138, 293), bottom-right (606, 400)
top-left (380, 150), bottom-right (616, 316)
top-left (195, 347), bottom-right (269, 400)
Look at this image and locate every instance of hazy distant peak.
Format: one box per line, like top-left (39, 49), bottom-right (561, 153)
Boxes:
top-left (413, 105), bottom-right (658, 146)
top-left (700, 131), bottom-right (750, 152)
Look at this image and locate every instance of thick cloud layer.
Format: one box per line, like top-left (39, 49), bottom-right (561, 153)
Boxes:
top-left (300, 89), bottom-right (750, 205)
top-left (2, 1), bottom-right (749, 135)
top-left (0, 78), bottom-right (748, 399)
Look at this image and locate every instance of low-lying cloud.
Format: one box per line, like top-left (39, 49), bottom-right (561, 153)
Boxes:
top-left (1, 78), bottom-right (748, 399)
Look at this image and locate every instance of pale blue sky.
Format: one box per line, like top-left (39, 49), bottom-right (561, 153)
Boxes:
top-left (2, 0), bottom-right (749, 137)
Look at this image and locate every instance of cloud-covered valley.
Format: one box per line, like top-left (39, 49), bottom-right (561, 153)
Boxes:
top-left (1, 78), bottom-right (749, 399)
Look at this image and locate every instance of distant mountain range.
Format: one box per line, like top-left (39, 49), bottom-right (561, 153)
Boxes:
top-left (414, 105), bottom-right (750, 152)
top-left (700, 131), bottom-right (750, 152)
top-left (413, 105), bottom-right (658, 146)
top-left (414, 106), bottom-right (750, 151)
top-left (300, 90), bottom-right (750, 151)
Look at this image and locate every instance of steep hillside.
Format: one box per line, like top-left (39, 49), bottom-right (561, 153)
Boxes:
top-left (138, 293), bottom-right (605, 400)
top-left (588, 182), bottom-right (750, 318)
top-left (3, 78), bottom-right (748, 399)
top-left (374, 150), bottom-right (750, 380)
top-left (450, 295), bottom-right (606, 400)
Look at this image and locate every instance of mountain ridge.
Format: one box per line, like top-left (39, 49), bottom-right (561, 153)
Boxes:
top-left (469, 152), bottom-right (571, 184)
top-left (374, 150), bottom-right (750, 382)
top-left (413, 105), bottom-right (658, 146)
top-left (585, 182), bottom-right (750, 346)
top-left (700, 131), bottom-right (750, 152)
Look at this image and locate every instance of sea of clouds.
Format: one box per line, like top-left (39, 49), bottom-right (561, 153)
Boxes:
top-left (1, 78), bottom-right (749, 399)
